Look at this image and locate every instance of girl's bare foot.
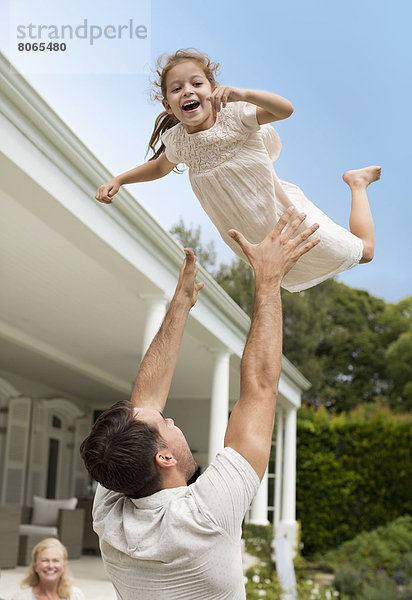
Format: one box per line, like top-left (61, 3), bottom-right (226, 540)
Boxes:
top-left (342, 166), bottom-right (382, 189)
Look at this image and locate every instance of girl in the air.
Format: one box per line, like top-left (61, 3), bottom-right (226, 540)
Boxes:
top-left (96, 49), bottom-right (380, 292)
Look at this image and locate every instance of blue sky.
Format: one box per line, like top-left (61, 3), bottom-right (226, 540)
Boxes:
top-left (2, 0), bottom-right (411, 303)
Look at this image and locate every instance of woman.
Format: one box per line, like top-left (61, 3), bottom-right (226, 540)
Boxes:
top-left (11, 538), bottom-right (85, 600)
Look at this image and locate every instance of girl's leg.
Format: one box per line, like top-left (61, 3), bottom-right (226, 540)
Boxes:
top-left (342, 165), bottom-right (381, 263)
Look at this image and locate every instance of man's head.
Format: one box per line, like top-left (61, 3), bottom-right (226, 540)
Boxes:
top-left (80, 400), bottom-right (196, 498)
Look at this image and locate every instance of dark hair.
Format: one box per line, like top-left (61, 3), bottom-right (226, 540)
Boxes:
top-left (80, 400), bottom-right (166, 498)
top-left (147, 48), bottom-right (220, 164)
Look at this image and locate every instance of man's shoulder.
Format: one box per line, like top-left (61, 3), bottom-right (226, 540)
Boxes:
top-left (185, 447), bottom-right (260, 534)
top-left (204, 446), bottom-right (258, 476)
top-left (190, 447), bottom-right (259, 497)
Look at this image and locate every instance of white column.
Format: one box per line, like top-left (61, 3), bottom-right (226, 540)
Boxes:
top-left (250, 467), bottom-right (269, 525)
top-left (208, 351), bottom-right (230, 465)
top-left (274, 408), bottom-right (284, 532)
top-left (282, 407), bottom-right (296, 523)
top-left (277, 406), bottom-right (298, 557)
top-left (141, 295), bottom-right (168, 357)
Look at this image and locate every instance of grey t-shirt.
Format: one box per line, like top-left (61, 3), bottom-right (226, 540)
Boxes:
top-left (93, 447), bottom-right (260, 599)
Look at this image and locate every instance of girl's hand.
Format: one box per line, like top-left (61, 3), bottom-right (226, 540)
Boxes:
top-left (95, 178), bottom-right (121, 204)
top-left (207, 86), bottom-right (246, 119)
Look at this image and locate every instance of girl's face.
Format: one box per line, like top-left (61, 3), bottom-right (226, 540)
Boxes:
top-left (163, 60), bottom-right (215, 133)
top-left (34, 547), bottom-right (65, 586)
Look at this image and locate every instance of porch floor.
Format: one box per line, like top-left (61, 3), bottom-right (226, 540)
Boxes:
top-left (1, 556), bottom-right (114, 600)
top-left (1, 551), bottom-right (259, 599)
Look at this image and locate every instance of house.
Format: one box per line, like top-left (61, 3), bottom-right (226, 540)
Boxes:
top-left (0, 51), bottom-right (309, 554)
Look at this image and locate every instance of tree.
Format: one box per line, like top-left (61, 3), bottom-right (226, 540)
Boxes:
top-left (386, 330), bottom-right (412, 411)
top-left (170, 219), bottom-right (412, 412)
top-left (280, 280), bottom-right (338, 407)
top-left (215, 258), bottom-right (255, 316)
top-left (217, 264), bottom-right (411, 413)
top-left (170, 218), bottom-right (217, 272)
top-left (313, 284), bottom-right (388, 410)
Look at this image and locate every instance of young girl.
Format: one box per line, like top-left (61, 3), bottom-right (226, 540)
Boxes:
top-left (96, 49), bottom-right (381, 292)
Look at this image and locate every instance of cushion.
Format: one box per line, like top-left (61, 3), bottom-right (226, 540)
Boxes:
top-left (31, 496), bottom-right (78, 527)
top-left (20, 523), bottom-right (58, 536)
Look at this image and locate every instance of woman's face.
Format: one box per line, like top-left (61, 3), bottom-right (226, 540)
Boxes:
top-left (34, 547), bottom-right (65, 585)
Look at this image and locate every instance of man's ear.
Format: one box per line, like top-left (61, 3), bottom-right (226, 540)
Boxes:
top-left (162, 99), bottom-right (173, 114)
top-left (155, 451), bottom-right (177, 469)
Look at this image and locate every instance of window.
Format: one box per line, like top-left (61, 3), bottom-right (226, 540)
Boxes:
top-left (52, 415), bottom-right (62, 429)
top-left (46, 438), bottom-right (59, 499)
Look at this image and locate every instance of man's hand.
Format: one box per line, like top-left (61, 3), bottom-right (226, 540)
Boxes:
top-left (130, 250), bottom-right (203, 411)
top-left (223, 209), bottom-right (320, 480)
top-left (228, 208), bottom-right (320, 284)
top-left (173, 249), bottom-right (204, 308)
top-left (95, 178), bottom-right (121, 204)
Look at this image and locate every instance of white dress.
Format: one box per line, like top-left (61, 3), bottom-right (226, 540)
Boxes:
top-left (162, 102), bottom-right (363, 292)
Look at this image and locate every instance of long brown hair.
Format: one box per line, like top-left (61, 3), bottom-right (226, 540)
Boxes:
top-left (147, 49), bottom-right (220, 164)
top-left (21, 538), bottom-right (72, 598)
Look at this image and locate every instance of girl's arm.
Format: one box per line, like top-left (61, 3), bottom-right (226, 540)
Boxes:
top-left (208, 87), bottom-right (294, 125)
top-left (241, 90), bottom-right (294, 124)
top-left (95, 153), bottom-right (177, 204)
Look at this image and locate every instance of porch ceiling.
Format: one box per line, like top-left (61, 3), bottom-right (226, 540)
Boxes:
top-left (1, 155), bottom-right (240, 405)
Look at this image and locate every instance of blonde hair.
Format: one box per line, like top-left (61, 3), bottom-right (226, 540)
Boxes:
top-left (147, 49), bottom-right (220, 164)
top-left (21, 537), bottom-right (72, 598)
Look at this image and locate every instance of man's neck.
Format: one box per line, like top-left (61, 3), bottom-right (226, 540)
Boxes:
top-left (160, 471), bottom-right (188, 490)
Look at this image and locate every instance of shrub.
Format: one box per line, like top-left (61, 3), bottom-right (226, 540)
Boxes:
top-left (243, 525), bottom-right (338, 599)
top-left (325, 518), bottom-right (412, 600)
top-left (296, 405), bottom-right (412, 556)
top-left (333, 564), bottom-right (362, 597)
top-left (355, 571), bottom-right (400, 600)
top-left (243, 523), bottom-right (273, 570)
top-left (244, 564), bottom-right (338, 600)
top-left (323, 516), bottom-right (412, 574)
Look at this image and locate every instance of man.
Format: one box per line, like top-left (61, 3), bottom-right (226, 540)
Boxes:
top-left (80, 208), bottom-right (319, 599)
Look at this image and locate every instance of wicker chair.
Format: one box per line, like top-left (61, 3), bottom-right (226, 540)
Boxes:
top-left (18, 503), bottom-right (85, 565)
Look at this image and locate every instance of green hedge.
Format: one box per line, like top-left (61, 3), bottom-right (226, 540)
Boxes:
top-left (296, 405), bottom-right (412, 556)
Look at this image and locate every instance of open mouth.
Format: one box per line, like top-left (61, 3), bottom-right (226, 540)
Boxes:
top-left (182, 101), bottom-right (200, 112)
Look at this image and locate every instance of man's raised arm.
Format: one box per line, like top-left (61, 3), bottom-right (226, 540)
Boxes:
top-left (131, 249), bottom-right (203, 411)
top-left (224, 209), bottom-right (320, 480)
